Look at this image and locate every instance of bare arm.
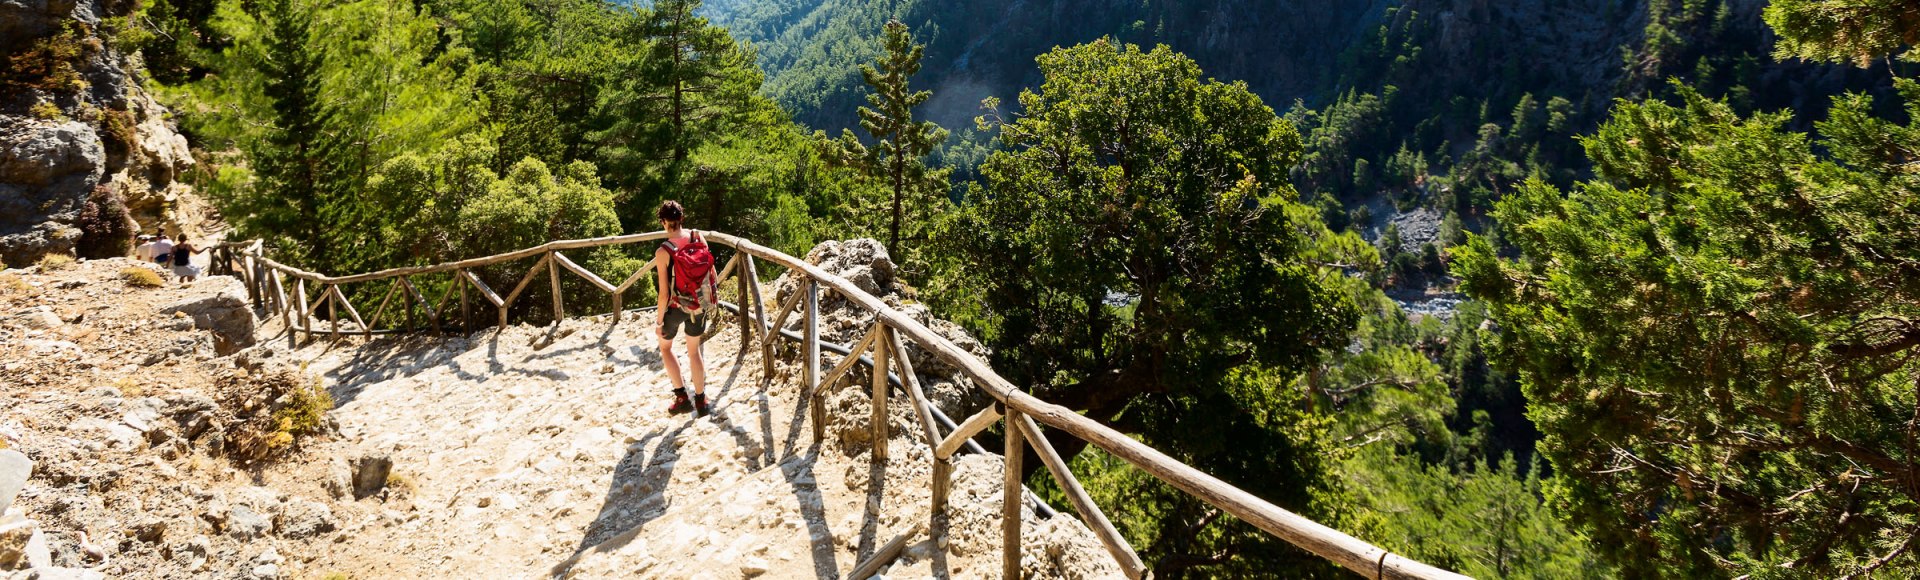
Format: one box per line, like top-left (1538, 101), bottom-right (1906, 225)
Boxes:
top-left (654, 246), bottom-right (671, 321)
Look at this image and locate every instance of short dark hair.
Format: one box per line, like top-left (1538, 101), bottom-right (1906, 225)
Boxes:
top-left (657, 200), bottom-right (685, 226)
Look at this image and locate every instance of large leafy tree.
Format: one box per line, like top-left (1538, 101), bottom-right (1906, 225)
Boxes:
top-left (950, 39), bottom-right (1359, 420)
top-left (943, 40), bottom-right (1366, 576)
top-left (821, 20), bottom-right (950, 260)
top-left (1454, 7), bottom-right (1920, 575)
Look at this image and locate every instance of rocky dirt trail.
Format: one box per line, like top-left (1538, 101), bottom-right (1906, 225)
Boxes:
top-left (1, 242), bottom-right (1123, 579)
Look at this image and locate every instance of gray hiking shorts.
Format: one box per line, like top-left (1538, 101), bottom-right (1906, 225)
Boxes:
top-left (659, 306), bottom-right (706, 339)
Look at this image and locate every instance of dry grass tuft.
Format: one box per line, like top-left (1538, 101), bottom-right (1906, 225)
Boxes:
top-left (120, 266), bottom-right (163, 287)
top-left (386, 472), bottom-right (417, 497)
top-left (36, 253), bottom-right (73, 271)
top-left (0, 273), bottom-right (29, 295)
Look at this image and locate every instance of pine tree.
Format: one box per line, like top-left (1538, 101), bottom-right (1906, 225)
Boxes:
top-left (821, 20), bottom-right (950, 257)
top-left (1454, 5), bottom-right (1920, 576)
top-left (246, 0), bottom-right (337, 268)
top-left (595, 0), bottom-right (759, 197)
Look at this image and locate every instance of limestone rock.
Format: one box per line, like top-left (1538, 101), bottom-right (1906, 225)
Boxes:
top-left (246, 564), bottom-right (280, 580)
top-left (165, 535), bottom-right (208, 571)
top-left (0, 450), bottom-right (29, 514)
top-left (15, 311), bottom-right (60, 330)
top-left (120, 397), bottom-right (165, 433)
top-left (0, 516), bottom-right (38, 570)
top-left (162, 392), bottom-right (219, 440)
top-left (740, 557), bottom-right (769, 576)
top-left (275, 500), bottom-right (335, 539)
top-left (0, 120), bottom-right (102, 265)
top-left (24, 567), bottom-right (106, 580)
top-left (130, 517), bottom-right (166, 543)
top-left (352, 454), bottom-right (392, 499)
top-left (155, 277), bottom-right (256, 353)
top-left (323, 457), bottom-right (353, 500)
top-left (226, 504), bottom-right (272, 540)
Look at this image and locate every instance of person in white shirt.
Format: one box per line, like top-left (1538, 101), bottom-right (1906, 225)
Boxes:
top-left (150, 234), bottom-right (175, 268)
top-left (134, 235), bottom-right (155, 261)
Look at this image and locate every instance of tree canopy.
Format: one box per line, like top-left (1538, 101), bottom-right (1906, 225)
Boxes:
top-left (1454, 5), bottom-right (1920, 573)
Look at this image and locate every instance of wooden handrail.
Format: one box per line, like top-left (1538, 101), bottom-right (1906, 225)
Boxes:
top-left (214, 232), bottom-right (1467, 580)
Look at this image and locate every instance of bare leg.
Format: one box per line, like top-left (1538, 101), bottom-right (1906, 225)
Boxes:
top-left (659, 336), bottom-right (685, 390)
top-left (685, 333), bottom-right (705, 395)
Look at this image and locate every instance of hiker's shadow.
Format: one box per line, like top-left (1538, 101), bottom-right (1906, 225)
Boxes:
top-left (554, 328), bottom-right (844, 579)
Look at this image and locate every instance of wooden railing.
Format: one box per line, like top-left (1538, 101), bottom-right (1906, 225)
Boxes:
top-left (207, 233), bottom-right (1468, 580)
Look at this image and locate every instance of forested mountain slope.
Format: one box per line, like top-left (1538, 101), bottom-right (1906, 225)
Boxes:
top-left (706, 0), bottom-right (1391, 132)
top-left (710, 0), bottom-right (1902, 204)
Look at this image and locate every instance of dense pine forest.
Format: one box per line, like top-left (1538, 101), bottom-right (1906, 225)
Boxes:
top-left (8, 0), bottom-right (1918, 576)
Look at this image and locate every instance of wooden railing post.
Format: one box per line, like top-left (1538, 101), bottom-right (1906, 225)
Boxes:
top-left (871, 324), bottom-right (892, 461)
top-left (805, 278), bottom-right (822, 445)
top-left (403, 278), bottom-right (417, 331)
top-left (367, 280), bottom-right (399, 341)
top-left (1015, 414), bottom-right (1146, 578)
top-left (935, 403), bottom-right (1001, 514)
top-left (1003, 408), bottom-right (1025, 580)
top-left (761, 286), bottom-right (800, 384)
top-left (888, 330), bottom-right (943, 448)
top-left (548, 252), bottom-right (564, 323)
top-left (746, 256), bottom-right (768, 342)
top-left (331, 285), bottom-right (366, 341)
top-left (295, 279), bottom-right (311, 344)
top-left (735, 254), bottom-right (752, 342)
top-left (459, 270), bottom-right (472, 334)
top-left (325, 285), bottom-right (340, 340)
top-left (432, 276), bottom-right (459, 336)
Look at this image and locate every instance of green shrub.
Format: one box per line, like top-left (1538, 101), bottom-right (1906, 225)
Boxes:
top-left (29, 101), bottom-right (63, 121)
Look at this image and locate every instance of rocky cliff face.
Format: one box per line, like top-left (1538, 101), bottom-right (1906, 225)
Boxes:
top-left (0, 0), bottom-right (213, 266)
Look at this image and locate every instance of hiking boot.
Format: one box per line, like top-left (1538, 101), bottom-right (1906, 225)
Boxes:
top-left (693, 393), bottom-right (710, 418)
top-left (668, 388), bottom-right (692, 415)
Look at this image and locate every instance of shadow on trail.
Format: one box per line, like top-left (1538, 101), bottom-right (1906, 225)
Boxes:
top-left (551, 325), bottom-right (844, 579)
top-left (293, 315), bottom-right (669, 408)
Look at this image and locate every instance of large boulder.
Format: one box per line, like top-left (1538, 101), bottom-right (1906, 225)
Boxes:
top-left (156, 277), bottom-right (256, 354)
top-left (0, 119), bottom-right (102, 266)
top-left (771, 239), bottom-right (996, 418)
top-left (0, 0), bottom-right (212, 266)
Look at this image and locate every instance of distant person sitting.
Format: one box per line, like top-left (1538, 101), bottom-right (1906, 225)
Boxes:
top-left (150, 234), bottom-right (175, 269)
top-left (134, 235), bottom-right (155, 261)
top-left (655, 200), bottom-right (717, 418)
top-left (170, 236), bottom-right (205, 283)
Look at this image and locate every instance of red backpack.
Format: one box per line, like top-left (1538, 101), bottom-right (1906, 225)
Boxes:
top-left (662, 231), bottom-right (717, 313)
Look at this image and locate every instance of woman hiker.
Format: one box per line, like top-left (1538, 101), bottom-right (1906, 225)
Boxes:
top-left (655, 201), bottom-right (714, 417)
top-left (171, 235), bottom-right (206, 283)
